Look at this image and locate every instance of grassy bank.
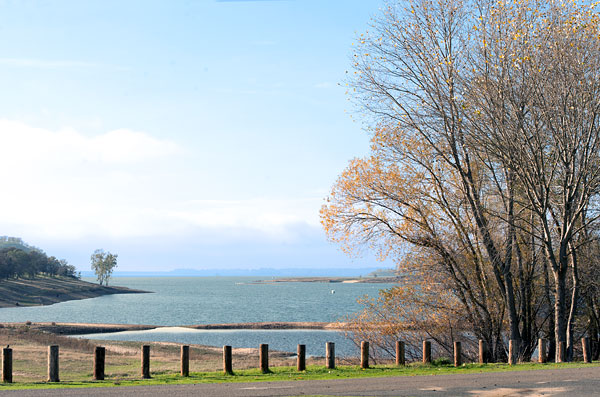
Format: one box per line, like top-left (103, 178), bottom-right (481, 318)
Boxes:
top-left (0, 275), bottom-right (148, 308)
top-left (0, 324), bottom-right (598, 390)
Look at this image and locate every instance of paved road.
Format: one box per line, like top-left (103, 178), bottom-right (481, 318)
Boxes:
top-left (2, 367), bottom-right (599, 396)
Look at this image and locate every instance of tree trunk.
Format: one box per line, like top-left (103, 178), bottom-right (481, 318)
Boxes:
top-left (542, 254), bottom-right (556, 360)
top-left (566, 243), bottom-right (579, 361)
top-left (554, 268), bottom-right (568, 362)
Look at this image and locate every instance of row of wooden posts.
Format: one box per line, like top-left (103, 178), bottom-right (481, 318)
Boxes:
top-left (0, 337), bottom-right (594, 383)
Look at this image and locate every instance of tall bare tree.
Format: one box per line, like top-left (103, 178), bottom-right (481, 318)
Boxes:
top-left (323, 0), bottom-right (600, 361)
top-left (466, 0), bottom-right (600, 360)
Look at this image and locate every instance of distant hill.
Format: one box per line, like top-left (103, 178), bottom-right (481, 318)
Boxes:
top-left (0, 236), bottom-right (76, 279)
top-left (0, 236), bottom-right (42, 253)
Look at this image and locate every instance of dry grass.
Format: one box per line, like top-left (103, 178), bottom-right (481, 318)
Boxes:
top-left (0, 275), bottom-right (146, 308)
top-left (0, 324), bottom-right (326, 383)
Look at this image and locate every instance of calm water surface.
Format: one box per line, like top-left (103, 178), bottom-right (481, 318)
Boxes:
top-left (0, 277), bottom-right (393, 355)
top-left (80, 328), bottom-right (358, 357)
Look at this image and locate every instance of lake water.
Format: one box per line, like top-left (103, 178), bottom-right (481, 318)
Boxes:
top-left (0, 277), bottom-right (394, 357)
top-left (81, 327), bottom-right (357, 357)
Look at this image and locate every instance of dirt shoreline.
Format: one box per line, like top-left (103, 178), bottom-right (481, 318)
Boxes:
top-left (0, 276), bottom-right (150, 308)
top-left (1, 321), bottom-right (346, 335)
top-left (184, 321), bottom-right (345, 330)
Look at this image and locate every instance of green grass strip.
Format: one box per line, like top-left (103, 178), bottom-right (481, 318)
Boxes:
top-left (1, 362), bottom-right (598, 390)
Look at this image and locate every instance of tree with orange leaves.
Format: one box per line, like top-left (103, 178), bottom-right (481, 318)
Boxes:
top-left (323, 0), bottom-right (600, 362)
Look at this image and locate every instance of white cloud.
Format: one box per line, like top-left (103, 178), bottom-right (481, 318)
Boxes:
top-left (0, 121), bottom-right (183, 238)
top-left (89, 129), bottom-right (181, 163)
top-left (0, 120), bottom-right (180, 166)
top-left (168, 198), bottom-right (321, 236)
top-left (0, 120), bottom-right (323, 241)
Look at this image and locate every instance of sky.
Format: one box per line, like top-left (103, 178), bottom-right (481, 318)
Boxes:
top-left (0, 0), bottom-right (388, 272)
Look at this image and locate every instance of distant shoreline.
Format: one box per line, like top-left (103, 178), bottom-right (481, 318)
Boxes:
top-left (1, 321), bottom-right (346, 335)
top-left (250, 276), bottom-right (401, 284)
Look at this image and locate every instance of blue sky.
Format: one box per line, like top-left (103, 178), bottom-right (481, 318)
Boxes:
top-left (0, 0), bottom-right (387, 272)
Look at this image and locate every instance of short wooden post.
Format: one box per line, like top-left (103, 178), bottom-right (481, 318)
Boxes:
top-left (478, 340), bottom-right (487, 364)
top-left (361, 341), bottom-right (369, 369)
top-left (538, 339), bottom-right (547, 363)
top-left (396, 341), bottom-right (405, 366)
top-left (93, 346), bottom-right (105, 381)
top-left (259, 344), bottom-right (269, 373)
top-left (2, 348), bottom-right (12, 383)
top-left (582, 337), bottom-right (591, 363)
top-left (508, 340), bottom-right (517, 365)
top-left (297, 344), bottom-right (306, 371)
top-left (48, 345), bottom-right (59, 382)
top-left (454, 341), bottom-right (462, 367)
top-left (180, 345), bottom-right (189, 377)
top-left (141, 345), bottom-right (151, 379)
top-left (422, 340), bottom-right (431, 364)
top-left (326, 342), bottom-right (335, 369)
top-left (557, 341), bottom-right (566, 363)
top-left (223, 345), bottom-right (233, 374)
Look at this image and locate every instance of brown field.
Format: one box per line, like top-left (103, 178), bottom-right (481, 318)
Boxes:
top-left (0, 323), bottom-right (354, 383)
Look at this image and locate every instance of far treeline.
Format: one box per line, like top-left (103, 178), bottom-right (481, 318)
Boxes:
top-left (0, 236), bottom-right (78, 280)
top-left (322, 0), bottom-right (600, 364)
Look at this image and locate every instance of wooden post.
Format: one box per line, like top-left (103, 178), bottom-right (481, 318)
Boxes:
top-left (48, 345), bottom-right (59, 382)
top-left (582, 337), bottom-right (591, 363)
top-left (538, 339), bottom-right (547, 363)
top-left (454, 341), bottom-right (462, 367)
top-left (396, 341), bottom-right (405, 366)
top-left (297, 344), bottom-right (306, 371)
top-left (181, 345), bottom-right (189, 377)
top-left (326, 342), bottom-right (335, 369)
top-left (259, 344), bottom-right (269, 373)
top-left (478, 340), bottom-right (487, 364)
top-left (2, 348), bottom-right (12, 383)
top-left (141, 345), bottom-right (151, 379)
top-left (557, 341), bottom-right (566, 363)
top-left (93, 346), bottom-right (105, 381)
top-left (361, 341), bottom-right (369, 369)
top-left (508, 340), bottom-right (517, 365)
top-left (422, 340), bottom-right (431, 364)
top-left (223, 345), bottom-right (233, 374)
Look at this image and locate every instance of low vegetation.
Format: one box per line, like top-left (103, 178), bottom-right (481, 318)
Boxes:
top-left (0, 324), bottom-right (598, 390)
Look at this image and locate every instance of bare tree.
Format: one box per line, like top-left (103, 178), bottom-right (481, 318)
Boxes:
top-left (466, 0), bottom-right (600, 360)
top-left (323, 0), bottom-right (600, 362)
